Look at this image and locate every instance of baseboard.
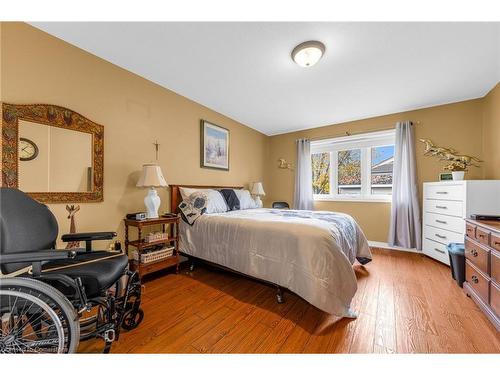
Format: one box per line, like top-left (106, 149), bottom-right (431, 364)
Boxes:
top-left (368, 240), bottom-right (422, 254)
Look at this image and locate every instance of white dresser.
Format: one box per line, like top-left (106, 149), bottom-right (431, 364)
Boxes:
top-left (422, 181), bottom-right (500, 265)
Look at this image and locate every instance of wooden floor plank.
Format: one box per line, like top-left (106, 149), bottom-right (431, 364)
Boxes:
top-left (154, 306), bottom-right (233, 353)
top-left (79, 248), bottom-right (500, 354)
top-left (349, 313), bottom-right (377, 353)
top-left (191, 286), bottom-right (269, 353)
top-left (210, 289), bottom-right (298, 353)
top-left (229, 323), bottom-right (274, 353)
top-left (256, 299), bottom-right (310, 353)
top-left (277, 305), bottom-right (324, 353)
top-left (301, 312), bottom-right (341, 353)
top-left (374, 279), bottom-right (396, 351)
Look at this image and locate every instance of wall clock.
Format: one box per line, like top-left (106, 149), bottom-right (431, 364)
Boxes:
top-left (19, 137), bottom-right (39, 161)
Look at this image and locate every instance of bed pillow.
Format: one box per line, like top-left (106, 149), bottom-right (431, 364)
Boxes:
top-left (179, 187), bottom-right (228, 213)
top-left (178, 191), bottom-right (208, 225)
top-left (219, 189), bottom-right (240, 211)
top-left (234, 189), bottom-right (258, 210)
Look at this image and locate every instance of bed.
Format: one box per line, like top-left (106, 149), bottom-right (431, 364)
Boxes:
top-left (170, 184), bottom-right (372, 318)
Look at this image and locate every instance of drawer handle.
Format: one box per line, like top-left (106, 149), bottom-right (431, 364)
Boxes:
top-left (435, 234), bottom-right (447, 239)
top-left (436, 191), bottom-right (448, 194)
top-left (495, 241), bottom-right (500, 246)
top-left (435, 220), bottom-right (447, 224)
top-left (471, 275), bottom-right (479, 284)
top-left (477, 234), bottom-right (485, 238)
top-left (470, 249), bottom-right (478, 257)
top-left (435, 205), bottom-right (447, 209)
top-left (434, 248), bottom-right (445, 254)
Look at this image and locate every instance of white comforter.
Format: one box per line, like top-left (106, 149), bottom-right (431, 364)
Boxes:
top-left (180, 208), bottom-right (372, 316)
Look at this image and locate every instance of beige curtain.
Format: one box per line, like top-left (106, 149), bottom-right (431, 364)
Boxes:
top-left (293, 138), bottom-right (313, 210)
top-left (388, 121), bottom-right (422, 249)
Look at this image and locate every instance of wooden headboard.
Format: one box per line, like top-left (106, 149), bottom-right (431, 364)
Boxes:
top-left (169, 184), bottom-right (244, 213)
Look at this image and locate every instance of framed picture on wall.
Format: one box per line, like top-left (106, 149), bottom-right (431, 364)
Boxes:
top-left (200, 120), bottom-right (230, 171)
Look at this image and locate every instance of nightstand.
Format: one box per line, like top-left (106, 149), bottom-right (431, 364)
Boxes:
top-left (124, 214), bottom-right (183, 278)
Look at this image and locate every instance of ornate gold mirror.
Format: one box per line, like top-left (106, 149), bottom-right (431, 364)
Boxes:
top-left (1, 103), bottom-right (104, 203)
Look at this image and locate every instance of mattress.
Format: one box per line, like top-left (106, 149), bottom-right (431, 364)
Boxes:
top-left (179, 208), bottom-right (372, 317)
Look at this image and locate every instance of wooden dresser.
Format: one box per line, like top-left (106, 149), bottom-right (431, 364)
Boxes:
top-left (464, 219), bottom-right (500, 331)
top-left (422, 181), bottom-right (500, 265)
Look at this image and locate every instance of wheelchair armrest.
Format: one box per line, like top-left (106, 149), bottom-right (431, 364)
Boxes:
top-left (61, 231), bottom-right (117, 242)
top-left (0, 249), bottom-right (76, 264)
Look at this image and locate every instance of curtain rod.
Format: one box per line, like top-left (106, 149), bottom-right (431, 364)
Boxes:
top-left (306, 121), bottom-right (421, 142)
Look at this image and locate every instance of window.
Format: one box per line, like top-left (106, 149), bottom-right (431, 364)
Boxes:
top-left (311, 130), bottom-right (395, 202)
top-left (371, 145), bottom-right (395, 195)
top-left (312, 152), bottom-right (330, 194)
top-left (338, 149), bottom-right (361, 195)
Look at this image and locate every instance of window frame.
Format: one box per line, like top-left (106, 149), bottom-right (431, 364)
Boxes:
top-left (311, 130), bottom-right (395, 203)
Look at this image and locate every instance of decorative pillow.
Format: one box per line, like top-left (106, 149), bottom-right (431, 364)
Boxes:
top-left (179, 187), bottom-right (228, 214)
top-left (178, 191), bottom-right (207, 225)
top-left (219, 189), bottom-right (240, 211)
top-left (234, 189), bottom-right (258, 210)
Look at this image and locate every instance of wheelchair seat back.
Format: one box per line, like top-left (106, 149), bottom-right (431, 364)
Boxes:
top-left (1, 187), bottom-right (59, 274)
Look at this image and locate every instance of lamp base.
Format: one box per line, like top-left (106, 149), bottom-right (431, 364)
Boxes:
top-left (254, 195), bottom-right (263, 208)
top-left (144, 187), bottom-right (161, 219)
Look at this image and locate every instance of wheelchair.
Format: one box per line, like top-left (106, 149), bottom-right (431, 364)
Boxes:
top-left (0, 188), bottom-right (143, 353)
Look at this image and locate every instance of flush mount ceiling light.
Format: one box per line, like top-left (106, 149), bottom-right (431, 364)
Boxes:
top-left (291, 40), bottom-right (325, 68)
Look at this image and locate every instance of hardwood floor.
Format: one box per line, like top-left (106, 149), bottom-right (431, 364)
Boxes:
top-left (79, 248), bottom-right (500, 353)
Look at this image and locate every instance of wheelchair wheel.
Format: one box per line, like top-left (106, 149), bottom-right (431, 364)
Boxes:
top-left (0, 278), bottom-right (80, 353)
top-left (121, 308), bottom-right (144, 330)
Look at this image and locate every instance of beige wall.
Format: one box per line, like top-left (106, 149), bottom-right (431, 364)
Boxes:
top-left (1, 22), bottom-right (268, 245)
top-left (483, 83), bottom-right (500, 179)
top-left (1, 22), bottom-right (498, 245)
top-left (267, 100), bottom-right (486, 242)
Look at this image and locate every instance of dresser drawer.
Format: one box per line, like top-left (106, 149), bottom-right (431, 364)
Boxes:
top-left (423, 238), bottom-right (450, 265)
top-left (425, 183), bottom-right (464, 201)
top-left (475, 227), bottom-right (490, 246)
top-left (491, 233), bottom-right (500, 252)
top-left (466, 223), bottom-right (476, 239)
top-left (424, 212), bottom-right (464, 233)
top-left (492, 250), bottom-right (500, 284)
top-left (491, 281), bottom-right (500, 318)
top-left (424, 225), bottom-right (464, 246)
top-left (465, 237), bottom-right (490, 273)
top-left (424, 199), bottom-right (463, 217)
top-left (466, 260), bottom-right (490, 303)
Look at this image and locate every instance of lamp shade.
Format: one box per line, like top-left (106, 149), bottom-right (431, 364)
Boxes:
top-left (136, 163), bottom-right (168, 188)
top-left (251, 182), bottom-right (265, 196)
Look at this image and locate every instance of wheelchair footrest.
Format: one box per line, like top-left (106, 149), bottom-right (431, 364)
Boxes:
top-left (103, 329), bottom-right (116, 343)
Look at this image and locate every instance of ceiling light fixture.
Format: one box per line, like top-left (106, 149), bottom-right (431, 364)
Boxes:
top-left (291, 41), bottom-right (325, 68)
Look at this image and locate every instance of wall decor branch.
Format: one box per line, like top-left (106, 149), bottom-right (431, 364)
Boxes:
top-left (419, 139), bottom-right (482, 172)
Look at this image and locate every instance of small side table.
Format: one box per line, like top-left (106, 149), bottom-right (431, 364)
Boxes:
top-left (124, 214), bottom-right (181, 279)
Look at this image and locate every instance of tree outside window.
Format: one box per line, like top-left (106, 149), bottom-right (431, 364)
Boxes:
top-left (312, 153), bottom-right (330, 194)
top-left (338, 149), bottom-right (361, 194)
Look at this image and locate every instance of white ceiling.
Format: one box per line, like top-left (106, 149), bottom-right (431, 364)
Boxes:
top-left (31, 22), bottom-right (499, 135)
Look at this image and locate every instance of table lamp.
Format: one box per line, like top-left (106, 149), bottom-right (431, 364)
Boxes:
top-left (251, 182), bottom-right (265, 208)
top-left (136, 163), bottom-right (168, 218)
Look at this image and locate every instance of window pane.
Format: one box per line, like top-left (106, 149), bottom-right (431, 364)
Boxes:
top-left (338, 149), bottom-right (361, 195)
top-left (371, 145), bottom-right (394, 195)
top-left (312, 153), bottom-right (330, 194)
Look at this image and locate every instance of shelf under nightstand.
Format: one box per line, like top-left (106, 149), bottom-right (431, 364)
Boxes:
top-left (124, 215), bottom-right (185, 278)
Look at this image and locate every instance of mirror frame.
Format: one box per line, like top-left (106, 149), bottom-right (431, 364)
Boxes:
top-left (1, 103), bottom-right (104, 203)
